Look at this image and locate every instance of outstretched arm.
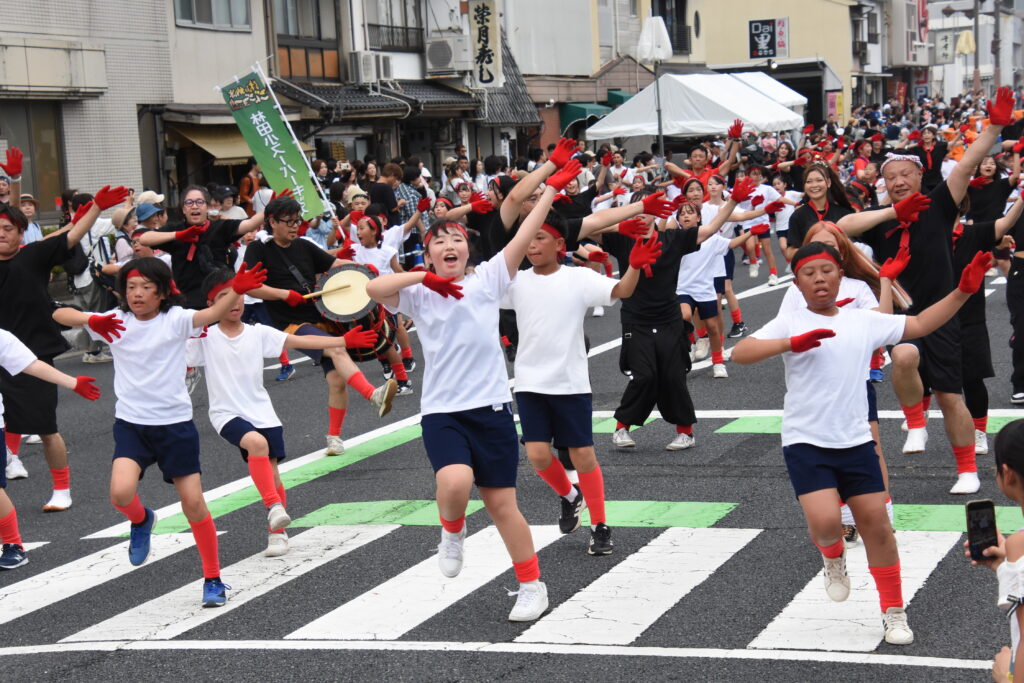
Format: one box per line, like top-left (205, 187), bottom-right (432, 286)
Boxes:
top-left (500, 138), bottom-right (576, 229)
top-left (731, 337), bottom-right (792, 365)
top-left (948, 88), bottom-right (1015, 203)
top-left (505, 184), bottom-right (557, 276)
top-left (366, 271), bottom-right (429, 309)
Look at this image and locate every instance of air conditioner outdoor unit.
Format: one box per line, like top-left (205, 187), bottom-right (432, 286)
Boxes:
top-left (426, 33), bottom-right (472, 73)
top-left (350, 51), bottom-right (378, 84)
top-left (377, 54), bottom-right (393, 81)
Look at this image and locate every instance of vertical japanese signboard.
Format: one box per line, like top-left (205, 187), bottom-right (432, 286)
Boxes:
top-left (469, 0), bottom-right (504, 88)
top-left (748, 18), bottom-right (789, 60)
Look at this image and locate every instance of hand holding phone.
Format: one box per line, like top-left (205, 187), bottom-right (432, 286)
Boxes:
top-left (965, 499), bottom-right (1003, 567)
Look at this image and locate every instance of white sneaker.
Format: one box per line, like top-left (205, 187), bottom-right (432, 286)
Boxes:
top-left (666, 432), bottom-right (696, 451)
top-left (185, 366), bottom-right (202, 395)
top-left (5, 454), bottom-right (27, 480)
top-left (822, 550), bottom-right (850, 602)
top-left (592, 306), bottom-right (605, 318)
top-left (949, 472), bottom-right (980, 495)
top-left (611, 428), bottom-right (635, 449)
top-left (749, 263), bottom-right (760, 278)
top-left (437, 527), bottom-right (466, 578)
top-left (882, 606), bottom-right (914, 645)
top-left (370, 379), bottom-right (398, 418)
top-left (264, 530), bottom-right (289, 557)
top-left (325, 434), bottom-right (345, 456)
top-left (975, 429), bottom-right (989, 455)
top-left (508, 581), bottom-right (549, 622)
top-left (902, 427), bottom-right (928, 454)
top-left (23, 434), bottom-right (41, 445)
top-left (43, 488), bottom-right (72, 512)
top-left (840, 503), bottom-right (855, 527)
top-left (712, 363), bottom-right (728, 378)
top-left (694, 337), bottom-right (710, 360)
top-left (267, 503), bottom-right (291, 531)
top-left (768, 273), bottom-right (779, 286)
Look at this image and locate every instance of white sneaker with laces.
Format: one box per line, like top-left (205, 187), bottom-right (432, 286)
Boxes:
top-left (822, 550), bottom-right (850, 602)
top-left (882, 606), bottom-right (914, 645)
top-left (694, 338), bottom-right (710, 361)
top-left (264, 531), bottom-right (289, 557)
top-left (749, 263), bottom-right (760, 278)
top-left (325, 434), bottom-right (345, 456)
top-left (666, 432), bottom-right (696, 451)
top-left (5, 454), bottom-right (28, 480)
top-left (975, 429), bottom-right (989, 455)
top-left (949, 472), bottom-right (981, 495)
top-left (592, 306), bottom-right (605, 318)
top-left (902, 427), bottom-right (928, 454)
top-left (712, 363), bottom-right (728, 378)
top-left (611, 428), bottom-right (635, 449)
top-left (43, 488), bottom-right (72, 512)
top-left (267, 503), bottom-right (291, 531)
top-left (370, 379), bottom-right (398, 417)
top-left (438, 527), bottom-right (466, 578)
top-left (508, 581), bottom-right (549, 622)
top-left (768, 273), bottom-right (779, 286)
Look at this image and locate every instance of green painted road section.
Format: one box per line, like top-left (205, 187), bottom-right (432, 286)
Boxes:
top-left (581, 501), bottom-right (736, 528)
top-left (292, 500), bottom-right (486, 527)
top-left (715, 416), bottom-right (782, 434)
top-left (894, 504), bottom-right (1024, 533)
top-left (592, 416), bottom-right (658, 433)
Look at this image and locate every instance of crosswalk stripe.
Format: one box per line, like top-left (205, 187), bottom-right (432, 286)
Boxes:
top-left (748, 530), bottom-right (960, 652)
top-left (516, 527), bottom-right (761, 645)
top-left (62, 525), bottom-right (397, 642)
top-left (22, 542), bottom-right (48, 551)
top-left (0, 535), bottom-right (197, 627)
top-left (285, 524), bottom-right (564, 641)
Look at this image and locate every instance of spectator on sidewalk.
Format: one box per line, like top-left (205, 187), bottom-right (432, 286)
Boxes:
top-left (18, 195), bottom-right (43, 245)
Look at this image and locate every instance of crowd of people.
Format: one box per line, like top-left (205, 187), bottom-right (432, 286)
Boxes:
top-left (0, 87), bottom-right (1023, 668)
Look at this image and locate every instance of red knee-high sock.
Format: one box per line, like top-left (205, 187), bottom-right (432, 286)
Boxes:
top-left (578, 465), bottom-right (606, 525)
top-left (921, 395), bottom-right (932, 413)
top-left (50, 467), bottom-right (70, 491)
top-left (953, 444), bottom-right (977, 474)
top-left (615, 421), bottom-right (629, 431)
top-left (814, 538), bottom-right (844, 558)
top-left (696, 328), bottom-right (707, 338)
top-left (535, 458), bottom-right (572, 497)
top-left (676, 424), bottom-right (693, 435)
top-left (346, 372), bottom-right (375, 400)
top-left (247, 455), bottom-right (280, 507)
top-left (769, 267), bottom-right (778, 275)
top-left (0, 508), bottom-right (22, 546)
top-left (870, 349), bottom-right (885, 370)
top-left (754, 242), bottom-right (761, 258)
top-left (901, 401), bottom-right (926, 429)
top-left (730, 308), bottom-right (742, 324)
top-left (113, 493), bottom-right (147, 525)
top-left (868, 562), bottom-right (904, 611)
top-left (5, 431), bottom-right (20, 456)
top-left (711, 350), bottom-right (724, 364)
top-left (513, 554), bottom-right (540, 582)
top-left (328, 407), bottom-right (346, 436)
top-left (189, 513), bottom-right (221, 579)
top-left (279, 349), bottom-right (290, 365)
top-left (973, 416), bottom-right (988, 433)
top-left (439, 513), bottom-right (465, 533)
top-left (401, 346), bottom-right (413, 359)
top-left (688, 332), bottom-right (695, 344)
top-left (391, 362), bottom-right (408, 381)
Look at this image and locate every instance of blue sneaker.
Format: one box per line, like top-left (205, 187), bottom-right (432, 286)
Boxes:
top-left (275, 364), bottom-right (295, 382)
top-left (202, 578), bottom-right (230, 607)
top-left (128, 508), bottom-right (156, 566)
top-left (0, 543), bottom-right (28, 570)
top-left (869, 368), bottom-right (884, 383)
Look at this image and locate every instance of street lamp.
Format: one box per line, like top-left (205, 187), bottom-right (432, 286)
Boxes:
top-left (942, 1), bottom-right (982, 93)
top-left (636, 18), bottom-right (673, 161)
top-left (767, 59), bottom-right (778, 70)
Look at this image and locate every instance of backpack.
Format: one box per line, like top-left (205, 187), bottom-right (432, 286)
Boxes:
top-left (63, 242), bottom-right (89, 277)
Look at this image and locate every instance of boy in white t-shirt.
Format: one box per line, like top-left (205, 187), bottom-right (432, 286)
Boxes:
top-left (502, 211), bottom-right (659, 555)
top-left (736, 166), bottom-right (783, 284)
top-left (187, 269), bottom-right (381, 557)
top-left (732, 241), bottom-right (992, 647)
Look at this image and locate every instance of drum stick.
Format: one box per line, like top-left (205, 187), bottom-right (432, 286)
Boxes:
top-left (303, 284), bottom-right (351, 300)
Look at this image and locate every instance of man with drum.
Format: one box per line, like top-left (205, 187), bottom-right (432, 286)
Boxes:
top-left (243, 195), bottom-right (397, 456)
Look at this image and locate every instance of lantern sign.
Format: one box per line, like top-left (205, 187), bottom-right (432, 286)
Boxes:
top-left (469, 0), bottom-right (504, 88)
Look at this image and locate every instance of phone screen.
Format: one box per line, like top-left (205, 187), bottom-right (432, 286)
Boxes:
top-left (967, 501), bottom-right (998, 562)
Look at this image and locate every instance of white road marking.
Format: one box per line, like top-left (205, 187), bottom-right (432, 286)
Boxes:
top-left (285, 525), bottom-right (564, 641)
top-left (21, 542), bottom-right (48, 551)
top-left (748, 530), bottom-right (961, 652)
top-left (591, 409), bottom-right (1024, 420)
top-left (63, 526), bottom-right (396, 642)
top-left (516, 527), bottom-right (760, 645)
top-left (990, 276), bottom-right (1007, 285)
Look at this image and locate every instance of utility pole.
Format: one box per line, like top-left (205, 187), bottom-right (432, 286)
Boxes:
top-left (993, 0), bottom-right (1002, 88)
top-left (973, 0), bottom-right (981, 93)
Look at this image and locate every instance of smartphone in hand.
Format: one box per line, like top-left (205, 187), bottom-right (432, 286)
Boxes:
top-left (966, 499), bottom-right (999, 562)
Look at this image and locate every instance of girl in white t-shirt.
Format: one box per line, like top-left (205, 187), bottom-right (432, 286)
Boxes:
top-left (705, 175), bottom-right (747, 336)
top-left (733, 240), bottom-right (992, 647)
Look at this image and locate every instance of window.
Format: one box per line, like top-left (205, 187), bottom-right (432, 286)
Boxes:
top-left (175, 0), bottom-right (251, 30)
top-left (275, 0), bottom-right (340, 81)
top-left (630, 0), bottom-right (639, 17)
top-left (365, 0), bottom-right (423, 52)
top-left (0, 101), bottom-right (64, 221)
top-left (651, 0), bottom-right (691, 55)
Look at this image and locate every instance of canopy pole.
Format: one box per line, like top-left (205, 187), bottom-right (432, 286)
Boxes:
top-left (655, 62), bottom-right (664, 165)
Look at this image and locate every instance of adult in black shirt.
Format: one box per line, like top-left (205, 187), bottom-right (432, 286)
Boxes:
top-left (967, 154), bottom-right (1019, 223)
top-left (785, 163), bottom-right (854, 258)
top-left (367, 163), bottom-right (401, 225)
top-left (908, 126), bottom-right (948, 193)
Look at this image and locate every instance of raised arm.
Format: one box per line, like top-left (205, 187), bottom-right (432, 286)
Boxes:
top-left (696, 178), bottom-right (758, 243)
top-left (500, 138), bottom-right (576, 229)
top-left (62, 185), bottom-right (129, 248)
top-left (997, 194), bottom-right (1024, 239)
top-left (948, 88), bottom-right (1015, 203)
top-left (578, 192), bottom-right (674, 241)
top-left (191, 263), bottom-right (266, 328)
top-left (504, 164), bottom-right (569, 276)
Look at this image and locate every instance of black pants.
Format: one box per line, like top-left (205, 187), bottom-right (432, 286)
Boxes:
top-left (1009, 257), bottom-right (1024, 393)
top-left (614, 319), bottom-right (696, 428)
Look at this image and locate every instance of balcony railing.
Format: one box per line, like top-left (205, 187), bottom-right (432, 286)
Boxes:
top-left (666, 22), bottom-right (692, 55)
top-left (367, 23), bottom-right (424, 52)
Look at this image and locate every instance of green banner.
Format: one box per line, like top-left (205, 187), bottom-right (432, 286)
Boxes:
top-left (221, 71), bottom-right (323, 220)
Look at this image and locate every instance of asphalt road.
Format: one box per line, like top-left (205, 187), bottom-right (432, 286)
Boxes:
top-left (0, 262), bottom-right (1021, 681)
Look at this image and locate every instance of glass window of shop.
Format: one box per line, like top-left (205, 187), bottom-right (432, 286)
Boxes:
top-left (0, 101), bottom-right (64, 221)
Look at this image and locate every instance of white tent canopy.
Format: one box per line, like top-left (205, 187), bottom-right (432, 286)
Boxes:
top-left (728, 71), bottom-right (806, 108)
top-left (585, 73), bottom-right (804, 140)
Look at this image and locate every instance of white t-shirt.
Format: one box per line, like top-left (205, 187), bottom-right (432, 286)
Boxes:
top-left (381, 225), bottom-right (407, 255)
top-left (185, 323), bottom-right (288, 433)
top-left (0, 329), bottom-right (36, 418)
top-left (737, 183), bottom-right (780, 232)
top-left (676, 234), bottom-right (731, 301)
top-left (751, 306), bottom-right (905, 448)
top-left (502, 266), bottom-right (615, 395)
top-left (388, 251), bottom-right (512, 415)
top-left (74, 217), bottom-right (116, 289)
top-left (87, 306), bottom-right (203, 425)
top-left (776, 190), bottom-right (803, 233)
top-left (701, 202), bottom-right (734, 278)
top-left (354, 243), bottom-right (398, 275)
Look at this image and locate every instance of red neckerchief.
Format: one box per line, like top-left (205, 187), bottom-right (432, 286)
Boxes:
top-left (952, 222), bottom-right (964, 247)
top-left (810, 199), bottom-right (829, 223)
top-left (884, 220), bottom-right (912, 249)
top-left (922, 141), bottom-right (935, 171)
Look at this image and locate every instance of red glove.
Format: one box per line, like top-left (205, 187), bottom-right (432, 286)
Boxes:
top-left (729, 177), bottom-right (758, 203)
top-left (285, 290), bottom-right (306, 307)
top-left (802, 123), bottom-right (815, 134)
top-left (71, 200), bottom-right (94, 225)
top-left (547, 159), bottom-right (582, 192)
top-left (342, 325), bottom-right (377, 349)
top-left (793, 154), bottom-right (810, 167)
top-left (750, 224), bottom-right (770, 236)
top-left (836, 139), bottom-right (847, 152)
top-left (270, 187), bottom-right (294, 202)
top-left (878, 245), bottom-right (911, 281)
top-left (1014, 137), bottom-right (1024, 155)
top-left (470, 199), bottom-right (494, 213)
top-left (0, 147), bottom-right (23, 178)
top-left (763, 200), bottom-right (785, 215)
top-left (790, 328), bottom-right (836, 353)
top-left (629, 234), bottom-right (663, 277)
top-left (613, 187), bottom-right (627, 196)
top-left (727, 118), bottom-right (743, 140)
top-left (231, 261), bottom-right (267, 294)
top-left (988, 86), bottom-right (1016, 126)
top-left (364, 263), bottom-right (380, 276)
top-left (893, 192), bottom-right (931, 225)
top-left (835, 297), bottom-right (855, 308)
top-left (908, 130), bottom-right (922, 142)
top-left (601, 152), bottom-right (613, 167)
top-left (958, 251), bottom-right (993, 293)
top-left (470, 192), bottom-right (487, 203)
top-left (338, 234), bottom-right (356, 261)
top-left (73, 376), bottom-right (100, 401)
top-left (617, 217), bottom-right (647, 239)
top-left (587, 250), bottom-right (609, 263)
top-left (416, 197), bottom-right (432, 212)
top-left (553, 194), bottom-right (571, 204)
top-left (959, 123), bottom-right (971, 134)
top-left (87, 313), bottom-right (125, 343)
top-left (750, 195), bottom-right (765, 209)
top-left (547, 137), bottom-right (576, 169)
top-left (422, 272), bottom-right (464, 299)
top-left (641, 191), bottom-right (673, 218)
top-left (175, 223), bottom-right (207, 243)
top-left (672, 175), bottom-right (689, 188)
top-left (93, 185), bottom-right (130, 211)
top-left (870, 133), bottom-right (884, 142)
top-left (348, 210), bottom-right (364, 225)
top-left (969, 176), bottom-right (993, 189)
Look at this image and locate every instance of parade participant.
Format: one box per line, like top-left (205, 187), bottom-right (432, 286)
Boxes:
top-left (665, 119), bottom-right (742, 186)
top-left (909, 124), bottom-right (950, 193)
top-left (1010, 206), bottom-right (1024, 405)
top-left (53, 256), bottom-right (270, 606)
top-left (732, 241), bottom-right (993, 646)
top-left (238, 159), bottom-right (261, 217)
top-left (967, 152), bottom-right (1021, 223)
top-left (704, 175), bottom-right (749, 337)
top-left (243, 195), bottom-right (398, 456)
top-left (785, 163), bottom-right (854, 258)
top-left (771, 173), bottom-right (803, 260)
top-left (188, 269), bottom-right (381, 557)
top-left (735, 165), bottom-right (783, 284)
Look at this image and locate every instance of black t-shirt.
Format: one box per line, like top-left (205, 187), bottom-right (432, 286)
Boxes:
top-left (0, 233), bottom-right (71, 357)
top-left (968, 177), bottom-right (1013, 222)
top-left (786, 203), bottom-right (854, 249)
top-left (368, 182), bottom-right (399, 221)
top-left (953, 220), bottom-right (998, 324)
top-left (243, 238), bottom-right (336, 328)
top-left (602, 227), bottom-right (699, 325)
top-left (861, 181), bottom-right (958, 313)
top-left (910, 140), bottom-right (948, 189)
top-left (159, 219), bottom-right (243, 307)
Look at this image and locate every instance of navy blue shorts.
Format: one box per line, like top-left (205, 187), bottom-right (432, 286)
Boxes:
top-left (0, 428), bottom-right (6, 489)
top-left (113, 419), bottom-right (201, 484)
top-left (219, 417), bottom-right (287, 463)
top-left (866, 380), bottom-right (878, 423)
top-left (421, 403), bottom-right (519, 488)
top-left (724, 249), bottom-right (736, 279)
top-left (776, 228), bottom-right (789, 238)
top-left (782, 441), bottom-right (885, 500)
top-left (713, 276), bottom-right (726, 294)
top-left (516, 392), bottom-right (593, 448)
top-left (289, 323), bottom-right (336, 375)
top-left (677, 294), bottom-right (718, 320)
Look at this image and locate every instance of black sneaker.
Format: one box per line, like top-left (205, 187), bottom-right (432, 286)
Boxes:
top-left (0, 543), bottom-right (28, 570)
top-left (843, 524), bottom-right (859, 544)
top-left (558, 485), bottom-right (585, 534)
top-left (588, 523), bottom-right (614, 556)
top-left (727, 322), bottom-right (749, 338)
top-left (395, 379), bottom-right (414, 396)
top-left (381, 359), bottom-right (393, 380)
top-left (403, 356), bottom-right (416, 373)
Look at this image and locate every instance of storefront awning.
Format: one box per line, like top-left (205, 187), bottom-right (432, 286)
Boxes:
top-left (169, 124), bottom-right (313, 166)
top-left (606, 89), bottom-right (633, 106)
top-left (560, 102), bottom-right (612, 134)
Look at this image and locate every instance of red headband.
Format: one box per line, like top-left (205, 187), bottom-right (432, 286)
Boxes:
top-left (540, 224), bottom-right (567, 259)
top-left (424, 223), bottom-right (468, 246)
top-left (793, 251), bottom-right (840, 274)
top-left (207, 279), bottom-right (233, 301)
top-left (125, 268), bottom-right (181, 295)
